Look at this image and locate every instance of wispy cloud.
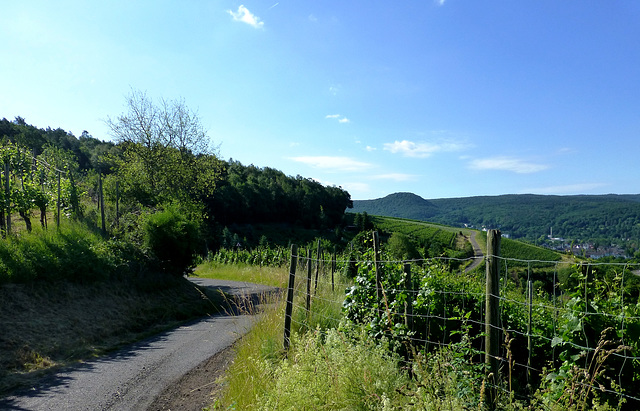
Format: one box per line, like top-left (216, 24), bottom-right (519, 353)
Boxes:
top-left (326, 114), bottom-right (349, 123)
top-left (468, 156), bottom-right (549, 174)
top-left (228, 5), bottom-right (264, 29)
top-left (383, 139), bottom-right (468, 158)
top-left (371, 173), bottom-right (418, 182)
top-left (289, 156), bottom-right (373, 172)
top-left (521, 183), bottom-right (607, 195)
top-left (365, 146), bottom-right (377, 152)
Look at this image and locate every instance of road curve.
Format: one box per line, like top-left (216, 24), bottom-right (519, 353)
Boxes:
top-left (465, 231), bottom-right (484, 272)
top-left (0, 278), bottom-right (277, 411)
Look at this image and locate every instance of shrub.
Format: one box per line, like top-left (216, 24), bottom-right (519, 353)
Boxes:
top-left (143, 203), bottom-right (202, 276)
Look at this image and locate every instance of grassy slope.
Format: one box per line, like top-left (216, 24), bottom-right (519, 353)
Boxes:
top-left (0, 276), bottom-right (224, 394)
top-left (0, 218), bottom-right (226, 395)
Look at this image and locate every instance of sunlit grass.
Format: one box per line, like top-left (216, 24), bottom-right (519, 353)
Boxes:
top-left (194, 261), bottom-right (289, 288)
top-left (206, 263), bottom-right (353, 409)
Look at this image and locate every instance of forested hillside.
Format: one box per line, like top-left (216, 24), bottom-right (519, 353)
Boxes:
top-left (1, 93), bottom-right (352, 253)
top-left (352, 192), bottom-right (640, 248)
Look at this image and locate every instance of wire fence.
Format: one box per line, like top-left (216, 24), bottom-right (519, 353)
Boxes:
top-left (282, 233), bottom-right (640, 409)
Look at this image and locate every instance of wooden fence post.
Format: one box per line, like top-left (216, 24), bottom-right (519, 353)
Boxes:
top-left (306, 248), bottom-right (312, 313)
top-left (331, 250), bottom-right (336, 292)
top-left (314, 239), bottom-right (321, 293)
top-left (404, 262), bottom-right (413, 330)
top-left (373, 231), bottom-right (381, 301)
top-left (56, 171), bottom-right (61, 228)
top-left (284, 244), bottom-right (297, 351)
top-left (115, 180), bottom-right (120, 229)
top-left (4, 161), bottom-right (10, 235)
top-left (527, 279), bottom-right (533, 393)
top-left (485, 229), bottom-right (501, 409)
top-left (99, 173), bottom-right (106, 234)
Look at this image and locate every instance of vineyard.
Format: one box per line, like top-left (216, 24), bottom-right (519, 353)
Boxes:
top-left (210, 231), bottom-right (640, 410)
top-left (0, 141), bottom-right (80, 235)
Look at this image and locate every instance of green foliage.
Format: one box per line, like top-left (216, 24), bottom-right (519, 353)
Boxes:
top-left (207, 160), bottom-right (352, 229)
top-left (352, 192), bottom-right (640, 248)
top-left (143, 203), bottom-right (202, 276)
top-left (256, 327), bottom-right (411, 410)
top-left (386, 232), bottom-right (420, 261)
top-left (0, 220), bottom-right (131, 283)
top-left (107, 90), bottom-right (224, 209)
top-left (209, 246), bottom-right (290, 268)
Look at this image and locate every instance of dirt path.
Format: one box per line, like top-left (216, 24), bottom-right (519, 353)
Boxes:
top-left (465, 231), bottom-right (484, 272)
top-left (148, 344), bottom-right (236, 410)
top-left (0, 279), bottom-right (277, 411)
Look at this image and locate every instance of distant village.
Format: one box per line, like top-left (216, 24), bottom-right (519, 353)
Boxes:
top-left (540, 228), bottom-right (628, 259)
top-left (465, 224), bottom-right (629, 259)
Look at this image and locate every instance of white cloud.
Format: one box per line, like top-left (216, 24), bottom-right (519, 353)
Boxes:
top-left (383, 139), bottom-right (467, 158)
top-left (289, 156), bottom-right (373, 172)
top-left (521, 183), bottom-right (607, 195)
top-left (365, 146), bottom-right (376, 152)
top-left (228, 5), bottom-right (264, 29)
top-left (468, 156), bottom-right (549, 174)
top-left (325, 113), bottom-right (350, 123)
top-left (371, 173), bottom-right (418, 182)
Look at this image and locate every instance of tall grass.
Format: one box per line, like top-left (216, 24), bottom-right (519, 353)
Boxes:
top-left (0, 219), bottom-right (131, 284)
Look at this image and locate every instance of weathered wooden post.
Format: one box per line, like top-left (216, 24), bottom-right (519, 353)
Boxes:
top-left (284, 245), bottom-right (297, 351)
top-left (404, 262), bottom-right (413, 330)
top-left (527, 279), bottom-right (533, 393)
top-left (115, 180), bottom-right (120, 229)
top-left (373, 231), bottom-right (381, 302)
top-left (314, 239), bottom-right (321, 293)
top-left (56, 170), bottom-right (61, 228)
top-left (485, 229), bottom-right (501, 409)
top-left (4, 161), bottom-right (10, 235)
top-left (306, 248), bottom-right (312, 313)
top-left (331, 250), bottom-right (336, 292)
top-left (99, 173), bottom-right (106, 234)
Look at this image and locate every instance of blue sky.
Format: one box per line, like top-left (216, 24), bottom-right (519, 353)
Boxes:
top-left (2, 1), bottom-right (640, 200)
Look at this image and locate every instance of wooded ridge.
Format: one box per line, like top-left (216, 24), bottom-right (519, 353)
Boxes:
top-left (352, 192), bottom-right (640, 250)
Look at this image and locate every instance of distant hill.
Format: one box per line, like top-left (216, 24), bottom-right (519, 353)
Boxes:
top-left (352, 192), bottom-right (640, 245)
top-left (352, 192), bottom-right (438, 221)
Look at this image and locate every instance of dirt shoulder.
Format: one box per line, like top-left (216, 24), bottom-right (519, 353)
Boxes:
top-left (148, 343), bottom-right (236, 411)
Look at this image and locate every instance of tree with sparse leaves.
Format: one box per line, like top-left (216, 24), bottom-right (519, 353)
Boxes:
top-left (106, 90), bottom-right (223, 209)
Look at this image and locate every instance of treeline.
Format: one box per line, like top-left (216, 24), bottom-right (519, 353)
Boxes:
top-left (0, 116), bottom-right (119, 173)
top-left (1, 119), bottom-right (351, 236)
top-left (207, 161), bottom-right (351, 229)
top-left (1, 91), bottom-right (352, 275)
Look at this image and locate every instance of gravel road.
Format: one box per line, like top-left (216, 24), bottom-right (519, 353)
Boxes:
top-left (0, 278), bottom-right (277, 411)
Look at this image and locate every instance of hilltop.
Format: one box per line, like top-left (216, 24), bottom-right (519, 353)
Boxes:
top-left (352, 192), bottom-right (640, 251)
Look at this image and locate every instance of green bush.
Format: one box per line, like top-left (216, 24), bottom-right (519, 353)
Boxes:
top-left (143, 204), bottom-right (202, 276)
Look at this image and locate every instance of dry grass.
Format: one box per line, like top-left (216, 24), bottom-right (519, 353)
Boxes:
top-left (0, 276), bottom-right (223, 395)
